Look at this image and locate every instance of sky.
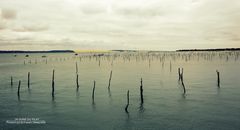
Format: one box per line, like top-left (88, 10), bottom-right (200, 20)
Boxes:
top-left (0, 0), bottom-right (240, 51)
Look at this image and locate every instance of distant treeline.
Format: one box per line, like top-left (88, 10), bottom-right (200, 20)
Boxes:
top-left (0, 50), bottom-right (74, 53)
top-left (176, 48), bottom-right (240, 52)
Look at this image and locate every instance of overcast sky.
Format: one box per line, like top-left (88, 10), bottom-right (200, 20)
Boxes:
top-left (0, 0), bottom-right (240, 50)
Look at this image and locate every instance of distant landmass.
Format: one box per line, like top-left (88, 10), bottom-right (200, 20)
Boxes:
top-left (0, 50), bottom-right (74, 53)
top-left (1, 48), bottom-right (240, 53)
top-left (176, 48), bottom-right (240, 52)
top-left (112, 50), bottom-right (137, 52)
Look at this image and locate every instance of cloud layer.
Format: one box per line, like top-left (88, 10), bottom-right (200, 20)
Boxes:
top-left (0, 0), bottom-right (240, 50)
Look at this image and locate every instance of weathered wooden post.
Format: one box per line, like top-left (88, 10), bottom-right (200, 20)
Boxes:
top-left (76, 62), bottom-right (79, 89)
top-left (125, 90), bottom-right (129, 113)
top-left (52, 69), bottom-right (55, 97)
top-left (181, 68), bottom-right (184, 81)
top-left (76, 74), bottom-right (79, 90)
top-left (178, 67), bottom-right (186, 94)
top-left (108, 70), bottom-right (112, 89)
top-left (28, 72), bottom-right (30, 88)
top-left (181, 80), bottom-right (186, 94)
top-left (181, 68), bottom-right (186, 94)
top-left (17, 80), bottom-right (21, 97)
top-left (216, 70), bottom-right (220, 87)
top-left (76, 62), bottom-right (78, 74)
top-left (11, 76), bottom-right (13, 86)
top-left (178, 68), bottom-right (181, 81)
top-left (92, 80), bottom-right (96, 101)
top-left (140, 78), bottom-right (144, 104)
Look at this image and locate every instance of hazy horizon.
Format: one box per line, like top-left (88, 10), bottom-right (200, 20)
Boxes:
top-left (1, 0), bottom-right (240, 50)
top-left (1, 47), bottom-right (240, 52)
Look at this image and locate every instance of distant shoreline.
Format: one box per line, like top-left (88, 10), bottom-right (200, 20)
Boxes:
top-left (0, 50), bottom-right (74, 53)
top-left (0, 48), bottom-right (240, 53)
top-left (176, 48), bottom-right (240, 52)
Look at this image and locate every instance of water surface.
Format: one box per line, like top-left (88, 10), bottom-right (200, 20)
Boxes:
top-left (0, 51), bottom-right (240, 130)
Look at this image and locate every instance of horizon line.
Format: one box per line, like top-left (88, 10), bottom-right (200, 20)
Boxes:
top-left (0, 47), bottom-right (240, 53)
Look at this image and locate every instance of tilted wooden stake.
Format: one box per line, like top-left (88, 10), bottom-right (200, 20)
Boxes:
top-left (108, 70), bottom-right (112, 89)
top-left (181, 80), bottom-right (186, 94)
top-left (125, 90), bottom-right (130, 113)
top-left (17, 80), bottom-right (21, 97)
top-left (92, 80), bottom-right (96, 101)
top-left (181, 68), bottom-right (184, 81)
top-left (178, 67), bottom-right (186, 94)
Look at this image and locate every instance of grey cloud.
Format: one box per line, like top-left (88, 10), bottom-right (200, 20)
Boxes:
top-left (1, 9), bottom-right (16, 19)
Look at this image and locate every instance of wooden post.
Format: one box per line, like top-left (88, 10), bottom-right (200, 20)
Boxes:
top-left (17, 80), bottom-right (21, 97)
top-left (92, 80), bottom-right (96, 101)
top-left (181, 68), bottom-right (186, 94)
top-left (52, 69), bottom-right (55, 97)
top-left (125, 90), bottom-right (130, 113)
top-left (28, 72), bottom-right (30, 88)
top-left (140, 78), bottom-right (144, 104)
top-left (76, 62), bottom-right (79, 89)
top-left (108, 70), bottom-right (112, 89)
top-left (179, 68), bottom-right (186, 94)
top-left (76, 74), bottom-right (79, 89)
top-left (11, 76), bottom-right (13, 86)
top-left (181, 80), bottom-right (186, 94)
top-left (76, 62), bottom-right (78, 74)
top-left (216, 70), bottom-right (220, 87)
top-left (178, 68), bottom-right (181, 81)
top-left (181, 68), bottom-right (184, 81)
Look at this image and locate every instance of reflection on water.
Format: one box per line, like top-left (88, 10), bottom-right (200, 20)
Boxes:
top-left (76, 90), bottom-right (80, 100)
top-left (139, 103), bottom-right (145, 113)
top-left (92, 100), bottom-right (96, 111)
top-left (17, 95), bottom-right (21, 101)
top-left (108, 88), bottom-right (113, 105)
top-left (51, 97), bottom-right (57, 110)
top-left (108, 88), bottom-right (112, 98)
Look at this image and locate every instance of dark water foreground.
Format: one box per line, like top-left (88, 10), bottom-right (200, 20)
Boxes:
top-left (0, 51), bottom-right (240, 130)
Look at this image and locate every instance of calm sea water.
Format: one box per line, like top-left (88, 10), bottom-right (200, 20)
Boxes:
top-left (0, 51), bottom-right (240, 130)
